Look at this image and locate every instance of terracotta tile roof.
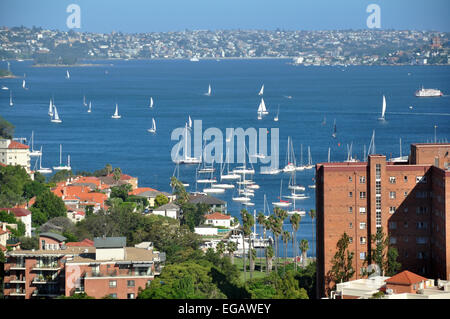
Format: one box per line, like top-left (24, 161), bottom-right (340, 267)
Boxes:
top-left (0, 163), bottom-right (6, 167)
top-left (8, 140), bottom-right (29, 149)
top-left (106, 173), bottom-right (135, 181)
top-left (129, 187), bottom-right (158, 195)
top-left (66, 238), bottom-right (94, 247)
top-left (0, 208), bottom-right (31, 217)
top-left (205, 212), bottom-right (231, 220)
top-left (0, 228), bottom-right (9, 235)
top-left (385, 270), bottom-right (428, 285)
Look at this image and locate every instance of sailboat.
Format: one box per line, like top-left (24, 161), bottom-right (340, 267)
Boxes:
top-left (83, 95), bottom-right (87, 107)
top-left (48, 98), bottom-right (54, 116)
top-left (66, 70), bottom-right (70, 80)
top-left (188, 116), bottom-right (192, 128)
top-left (176, 123), bottom-right (202, 164)
top-left (232, 147), bottom-right (252, 203)
top-left (296, 144), bottom-right (305, 171)
top-left (87, 101), bottom-right (92, 113)
top-left (304, 146), bottom-right (314, 169)
top-left (390, 138), bottom-right (408, 162)
top-left (272, 179), bottom-right (292, 207)
top-left (257, 98), bottom-right (269, 117)
top-left (28, 131), bottom-right (42, 157)
top-left (36, 147), bottom-right (52, 174)
top-left (172, 162), bottom-right (189, 188)
top-left (274, 105), bottom-right (279, 122)
top-left (147, 118), bottom-right (156, 133)
top-left (283, 136), bottom-right (297, 172)
top-left (51, 105), bottom-right (62, 123)
top-left (111, 104), bottom-right (121, 119)
top-left (149, 97), bottom-right (154, 108)
top-left (220, 153), bottom-right (240, 180)
top-left (378, 95), bottom-right (386, 121)
top-left (332, 119), bottom-right (337, 138)
top-left (53, 145), bottom-right (71, 171)
top-left (9, 91), bottom-right (13, 107)
top-left (258, 84), bottom-right (264, 96)
top-left (286, 185), bottom-right (306, 216)
top-left (288, 171), bottom-right (305, 192)
top-left (205, 84), bottom-right (211, 96)
top-left (22, 79), bottom-right (27, 90)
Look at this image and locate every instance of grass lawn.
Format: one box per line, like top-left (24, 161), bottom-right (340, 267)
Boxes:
top-left (233, 257), bottom-right (293, 282)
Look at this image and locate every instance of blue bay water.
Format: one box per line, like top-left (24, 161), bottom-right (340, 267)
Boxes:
top-left (1, 59), bottom-right (449, 258)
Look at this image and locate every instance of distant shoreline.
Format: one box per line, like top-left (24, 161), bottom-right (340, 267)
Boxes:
top-left (32, 63), bottom-right (104, 68)
top-left (0, 75), bottom-right (18, 79)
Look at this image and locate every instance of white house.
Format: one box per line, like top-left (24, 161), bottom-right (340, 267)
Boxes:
top-left (152, 202), bottom-right (180, 219)
top-left (195, 226), bottom-right (218, 236)
top-left (0, 208), bottom-right (32, 237)
top-left (0, 139), bottom-right (31, 173)
top-left (204, 212), bottom-right (232, 228)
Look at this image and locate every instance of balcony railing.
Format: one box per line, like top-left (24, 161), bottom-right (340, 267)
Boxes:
top-left (9, 264), bottom-right (26, 270)
top-left (7, 289), bottom-right (26, 296)
top-left (6, 276), bottom-right (26, 284)
top-left (32, 263), bottom-right (60, 271)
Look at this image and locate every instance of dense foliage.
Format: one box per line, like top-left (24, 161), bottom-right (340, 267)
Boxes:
top-left (0, 115), bottom-right (14, 139)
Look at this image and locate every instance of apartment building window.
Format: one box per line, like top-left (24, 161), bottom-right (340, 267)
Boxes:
top-left (404, 191), bottom-right (408, 197)
top-left (359, 192), bottom-right (366, 199)
top-left (404, 207), bottom-right (409, 213)
top-left (416, 176), bottom-right (427, 184)
top-left (359, 207), bottom-right (366, 214)
top-left (417, 252), bottom-right (425, 259)
top-left (127, 293), bottom-right (135, 299)
top-left (127, 280), bottom-right (135, 287)
top-left (416, 207), bottom-right (428, 215)
top-left (109, 293), bottom-right (117, 298)
top-left (359, 176), bottom-right (366, 184)
top-left (349, 237), bottom-right (353, 244)
top-left (390, 237), bottom-right (397, 244)
top-left (416, 222), bottom-right (427, 230)
top-left (360, 252), bottom-right (366, 260)
top-left (389, 191), bottom-right (396, 199)
top-left (389, 221), bottom-right (397, 229)
top-left (360, 237), bottom-right (367, 245)
top-left (415, 191), bottom-right (427, 199)
top-left (359, 222), bottom-right (366, 230)
top-left (389, 206), bottom-right (396, 214)
top-left (404, 236), bottom-right (409, 243)
top-left (375, 181), bottom-right (381, 193)
top-left (389, 177), bottom-right (396, 184)
top-left (349, 222), bottom-right (353, 229)
top-left (404, 221), bottom-right (408, 229)
top-left (348, 206), bottom-right (353, 214)
top-left (416, 237), bottom-right (428, 245)
top-left (109, 280), bottom-right (117, 288)
top-left (349, 192), bottom-right (353, 198)
top-left (404, 176), bottom-right (408, 182)
top-left (348, 176), bottom-right (353, 182)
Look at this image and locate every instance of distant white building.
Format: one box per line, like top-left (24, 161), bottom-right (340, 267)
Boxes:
top-left (0, 208), bottom-right (32, 237)
top-left (204, 212), bottom-right (232, 228)
top-left (195, 226), bottom-right (218, 236)
top-left (0, 139), bottom-right (31, 173)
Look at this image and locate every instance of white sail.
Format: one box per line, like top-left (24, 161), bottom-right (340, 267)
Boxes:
top-left (206, 84), bottom-right (211, 96)
top-left (150, 97), bottom-right (154, 108)
top-left (48, 99), bottom-right (53, 116)
top-left (257, 98), bottom-right (268, 115)
top-left (51, 105), bottom-right (62, 123)
top-left (22, 79), bottom-right (26, 89)
top-left (379, 95), bottom-right (386, 120)
top-left (274, 105), bottom-right (279, 121)
top-left (88, 101), bottom-right (92, 113)
top-left (83, 95), bottom-right (87, 106)
top-left (188, 116), bottom-right (192, 128)
top-left (112, 104), bottom-right (121, 119)
top-left (66, 70), bottom-right (70, 79)
top-left (258, 84), bottom-right (264, 96)
top-left (148, 118), bottom-right (156, 133)
top-left (9, 91), bottom-right (13, 106)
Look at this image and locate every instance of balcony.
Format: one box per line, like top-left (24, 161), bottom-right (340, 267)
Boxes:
top-left (32, 289), bottom-right (60, 298)
top-left (32, 263), bottom-right (61, 271)
top-left (32, 276), bottom-right (59, 285)
top-left (7, 289), bottom-right (26, 297)
top-left (6, 276), bottom-right (26, 284)
top-left (9, 264), bottom-right (26, 270)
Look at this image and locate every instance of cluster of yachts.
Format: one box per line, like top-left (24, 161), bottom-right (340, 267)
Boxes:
top-left (23, 131), bottom-right (71, 175)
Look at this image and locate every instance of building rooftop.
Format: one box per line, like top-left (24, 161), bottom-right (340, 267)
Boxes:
top-left (205, 212), bottom-right (231, 220)
top-left (0, 207), bottom-right (31, 217)
top-left (7, 140), bottom-right (29, 150)
top-left (94, 236), bottom-right (126, 249)
top-left (189, 194), bottom-right (226, 205)
top-left (40, 232), bottom-right (67, 242)
top-left (385, 270), bottom-right (428, 285)
top-left (153, 202), bottom-right (180, 211)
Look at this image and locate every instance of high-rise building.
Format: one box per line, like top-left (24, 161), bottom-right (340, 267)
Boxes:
top-left (315, 143), bottom-right (450, 298)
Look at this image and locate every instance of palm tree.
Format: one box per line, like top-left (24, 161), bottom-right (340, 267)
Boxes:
top-left (256, 212), bottom-right (266, 273)
top-left (282, 230), bottom-right (291, 274)
top-left (289, 213), bottom-right (301, 271)
top-left (216, 241), bottom-right (225, 257)
top-left (299, 239), bottom-right (309, 268)
top-left (268, 213), bottom-right (282, 273)
top-left (249, 248), bottom-right (257, 272)
top-left (266, 245), bottom-right (274, 273)
top-left (226, 241), bottom-right (237, 264)
top-left (242, 210), bottom-right (255, 279)
top-left (240, 209), bottom-right (253, 282)
top-left (309, 209), bottom-right (316, 259)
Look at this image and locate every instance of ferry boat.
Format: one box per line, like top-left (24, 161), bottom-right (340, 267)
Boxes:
top-left (415, 87), bottom-right (443, 97)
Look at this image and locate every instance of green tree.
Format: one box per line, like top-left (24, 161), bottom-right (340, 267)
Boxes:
top-left (0, 115), bottom-right (14, 139)
top-left (256, 212), bottom-right (266, 273)
top-left (266, 245), bottom-right (274, 273)
top-left (299, 239), bottom-right (309, 268)
top-left (289, 213), bottom-right (301, 271)
top-left (49, 170), bottom-right (73, 183)
top-left (226, 241), bottom-right (237, 265)
top-left (154, 194), bottom-right (169, 208)
top-left (216, 241), bottom-right (225, 257)
top-left (327, 232), bottom-right (355, 294)
top-left (387, 247), bottom-right (402, 276)
top-left (112, 167), bottom-right (122, 182)
top-left (0, 165), bottom-right (31, 207)
top-left (32, 190), bottom-right (67, 223)
top-left (282, 230), bottom-right (291, 274)
top-left (110, 184), bottom-right (132, 201)
top-left (309, 209), bottom-right (316, 258)
top-left (171, 176), bottom-right (189, 205)
top-left (23, 180), bottom-right (48, 200)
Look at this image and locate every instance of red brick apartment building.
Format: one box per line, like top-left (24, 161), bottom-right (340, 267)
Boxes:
top-left (316, 143), bottom-right (450, 298)
top-left (3, 234), bottom-right (165, 299)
